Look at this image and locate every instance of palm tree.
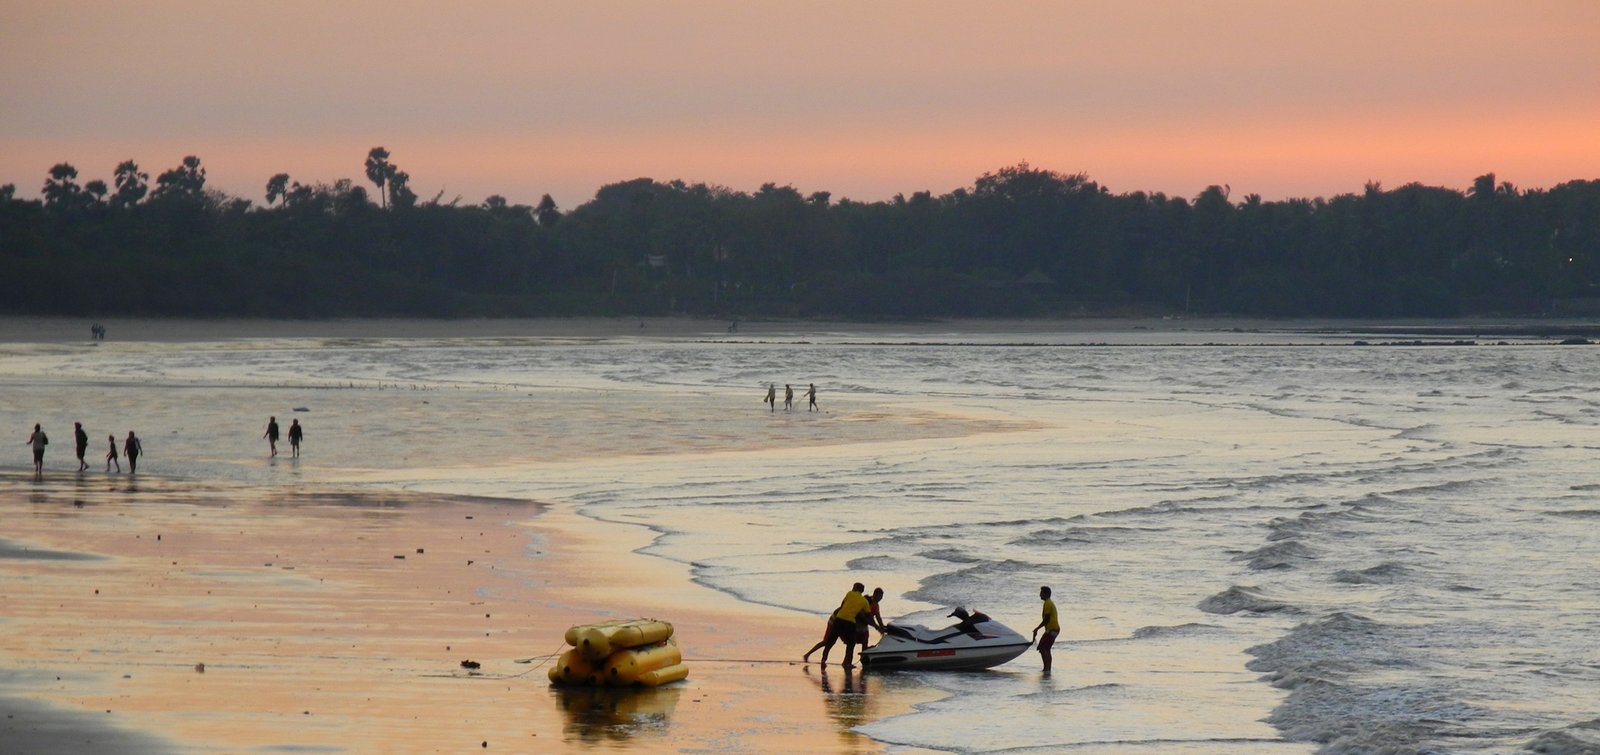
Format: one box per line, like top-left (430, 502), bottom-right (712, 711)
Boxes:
top-left (266, 173), bottom-right (290, 208)
top-left (42, 163), bottom-right (81, 209)
top-left (365, 147), bottom-right (391, 208)
top-left (112, 160), bottom-right (148, 208)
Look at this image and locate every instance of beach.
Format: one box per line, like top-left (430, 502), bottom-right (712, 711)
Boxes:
top-left (0, 317), bottom-right (982, 753)
top-left (0, 474), bottom-right (945, 753)
top-left (5, 316), bottom-right (1600, 753)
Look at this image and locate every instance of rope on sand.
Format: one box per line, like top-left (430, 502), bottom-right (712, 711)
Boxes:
top-left (423, 643), bottom-right (567, 680)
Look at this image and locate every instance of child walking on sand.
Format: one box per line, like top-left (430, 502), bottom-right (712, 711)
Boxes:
top-left (105, 434), bottom-right (120, 472)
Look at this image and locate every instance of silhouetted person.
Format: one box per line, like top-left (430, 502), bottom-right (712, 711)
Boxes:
top-left (1031, 585), bottom-right (1060, 674)
top-left (784, 384), bottom-right (794, 410)
top-left (105, 434), bottom-right (120, 472)
top-left (287, 419), bottom-right (303, 458)
top-left (803, 582), bottom-right (869, 668)
top-left (807, 383), bottom-right (818, 411)
top-left (123, 431), bottom-right (142, 474)
top-left (764, 384), bottom-right (776, 412)
top-left (25, 423), bottom-right (48, 477)
top-left (73, 422), bottom-right (89, 471)
top-left (263, 416), bottom-right (280, 456)
top-left (856, 587), bottom-right (888, 648)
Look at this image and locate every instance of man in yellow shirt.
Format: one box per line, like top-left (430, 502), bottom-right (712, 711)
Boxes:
top-left (803, 582), bottom-right (870, 668)
top-left (1031, 585), bottom-right (1060, 674)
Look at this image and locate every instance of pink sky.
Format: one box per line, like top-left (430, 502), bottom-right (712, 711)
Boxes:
top-left (3, 1), bottom-right (1597, 209)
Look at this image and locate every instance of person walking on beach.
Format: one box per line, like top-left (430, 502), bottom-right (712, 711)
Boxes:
top-left (802, 582), bottom-right (870, 668)
top-left (105, 434), bottom-right (121, 472)
top-left (287, 419), bottom-right (303, 458)
top-left (1031, 585), bottom-right (1060, 674)
top-left (73, 422), bottom-right (89, 471)
top-left (784, 384), bottom-right (794, 410)
top-left (263, 416), bottom-right (280, 456)
top-left (764, 384), bottom-right (776, 412)
top-left (25, 423), bottom-right (48, 477)
top-left (123, 431), bottom-right (142, 474)
top-left (806, 383), bottom-right (818, 412)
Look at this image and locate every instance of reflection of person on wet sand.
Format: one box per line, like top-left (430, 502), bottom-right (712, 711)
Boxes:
top-left (764, 384), bottom-right (776, 412)
top-left (105, 434), bottom-right (120, 472)
top-left (804, 665), bottom-right (869, 735)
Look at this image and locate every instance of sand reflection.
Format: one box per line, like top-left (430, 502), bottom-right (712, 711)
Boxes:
top-left (551, 685), bottom-right (682, 744)
top-left (806, 666), bottom-right (882, 744)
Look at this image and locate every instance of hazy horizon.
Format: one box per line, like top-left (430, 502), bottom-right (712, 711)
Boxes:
top-left (4, 1), bottom-right (1598, 209)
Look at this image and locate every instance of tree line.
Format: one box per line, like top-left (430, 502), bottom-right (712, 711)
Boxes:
top-left (3, 150), bottom-right (1598, 319)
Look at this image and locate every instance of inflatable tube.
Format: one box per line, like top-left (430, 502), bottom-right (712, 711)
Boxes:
top-left (603, 639), bottom-right (681, 685)
top-left (575, 619), bottom-right (674, 660)
top-left (629, 662), bottom-right (689, 688)
top-left (564, 618), bottom-right (636, 648)
top-left (549, 648), bottom-right (602, 685)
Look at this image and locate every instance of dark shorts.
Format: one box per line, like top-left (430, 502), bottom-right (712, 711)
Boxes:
top-left (32, 449), bottom-right (44, 464)
top-left (829, 618), bottom-right (858, 645)
top-left (1038, 630), bottom-right (1059, 652)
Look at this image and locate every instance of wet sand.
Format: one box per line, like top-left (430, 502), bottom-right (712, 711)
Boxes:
top-left (0, 474), bottom-right (938, 753)
top-left (8, 313), bottom-right (1600, 346)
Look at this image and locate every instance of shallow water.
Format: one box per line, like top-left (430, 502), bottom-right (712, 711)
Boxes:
top-left (4, 325), bottom-right (1599, 752)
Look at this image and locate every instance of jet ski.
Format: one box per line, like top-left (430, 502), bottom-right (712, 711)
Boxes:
top-left (861, 608), bottom-right (1031, 671)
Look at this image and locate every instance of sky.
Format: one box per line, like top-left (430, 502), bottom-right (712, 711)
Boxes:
top-left (3, 1), bottom-right (1598, 210)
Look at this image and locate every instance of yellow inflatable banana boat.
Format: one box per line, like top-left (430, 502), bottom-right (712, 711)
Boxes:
top-left (547, 648), bottom-right (603, 685)
top-left (550, 617), bottom-right (686, 687)
top-left (603, 638), bottom-right (681, 685)
top-left (567, 618), bottom-right (674, 660)
top-left (631, 662), bottom-right (689, 687)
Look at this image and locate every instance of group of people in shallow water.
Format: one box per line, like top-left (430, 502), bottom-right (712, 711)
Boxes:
top-left (21, 415), bottom-right (306, 478)
top-left (764, 382), bottom-right (819, 412)
top-left (803, 582), bottom-right (1062, 673)
top-left (24, 422), bottom-right (142, 477)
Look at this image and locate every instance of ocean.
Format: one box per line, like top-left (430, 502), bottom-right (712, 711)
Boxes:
top-left (3, 321), bottom-right (1598, 753)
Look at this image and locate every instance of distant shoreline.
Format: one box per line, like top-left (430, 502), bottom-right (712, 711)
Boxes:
top-left (3, 314), bottom-right (1600, 344)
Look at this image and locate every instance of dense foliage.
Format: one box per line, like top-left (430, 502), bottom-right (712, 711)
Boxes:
top-left (3, 154), bottom-right (1598, 318)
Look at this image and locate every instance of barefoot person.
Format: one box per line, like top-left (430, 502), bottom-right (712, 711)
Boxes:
top-left (287, 419), bottom-right (303, 458)
top-left (764, 384), bottom-right (776, 412)
top-left (73, 421), bottom-right (89, 471)
top-left (806, 383), bottom-right (818, 411)
top-left (802, 582), bottom-right (870, 668)
top-left (25, 423), bottom-right (48, 477)
top-left (1031, 585), bottom-right (1060, 674)
top-left (123, 431), bottom-right (142, 474)
top-left (263, 416), bottom-right (280, 456)
top-left (784, 384), bottom-right (794, 411)
top-left (105, 434), bottom-right (120, 472)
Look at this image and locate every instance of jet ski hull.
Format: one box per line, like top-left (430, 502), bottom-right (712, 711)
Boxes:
top-left (861, 619), bottom-right (1031, 671)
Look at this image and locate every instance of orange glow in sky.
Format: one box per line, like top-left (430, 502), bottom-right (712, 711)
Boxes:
top-left (3, 1), bottom-right (1597, 208)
